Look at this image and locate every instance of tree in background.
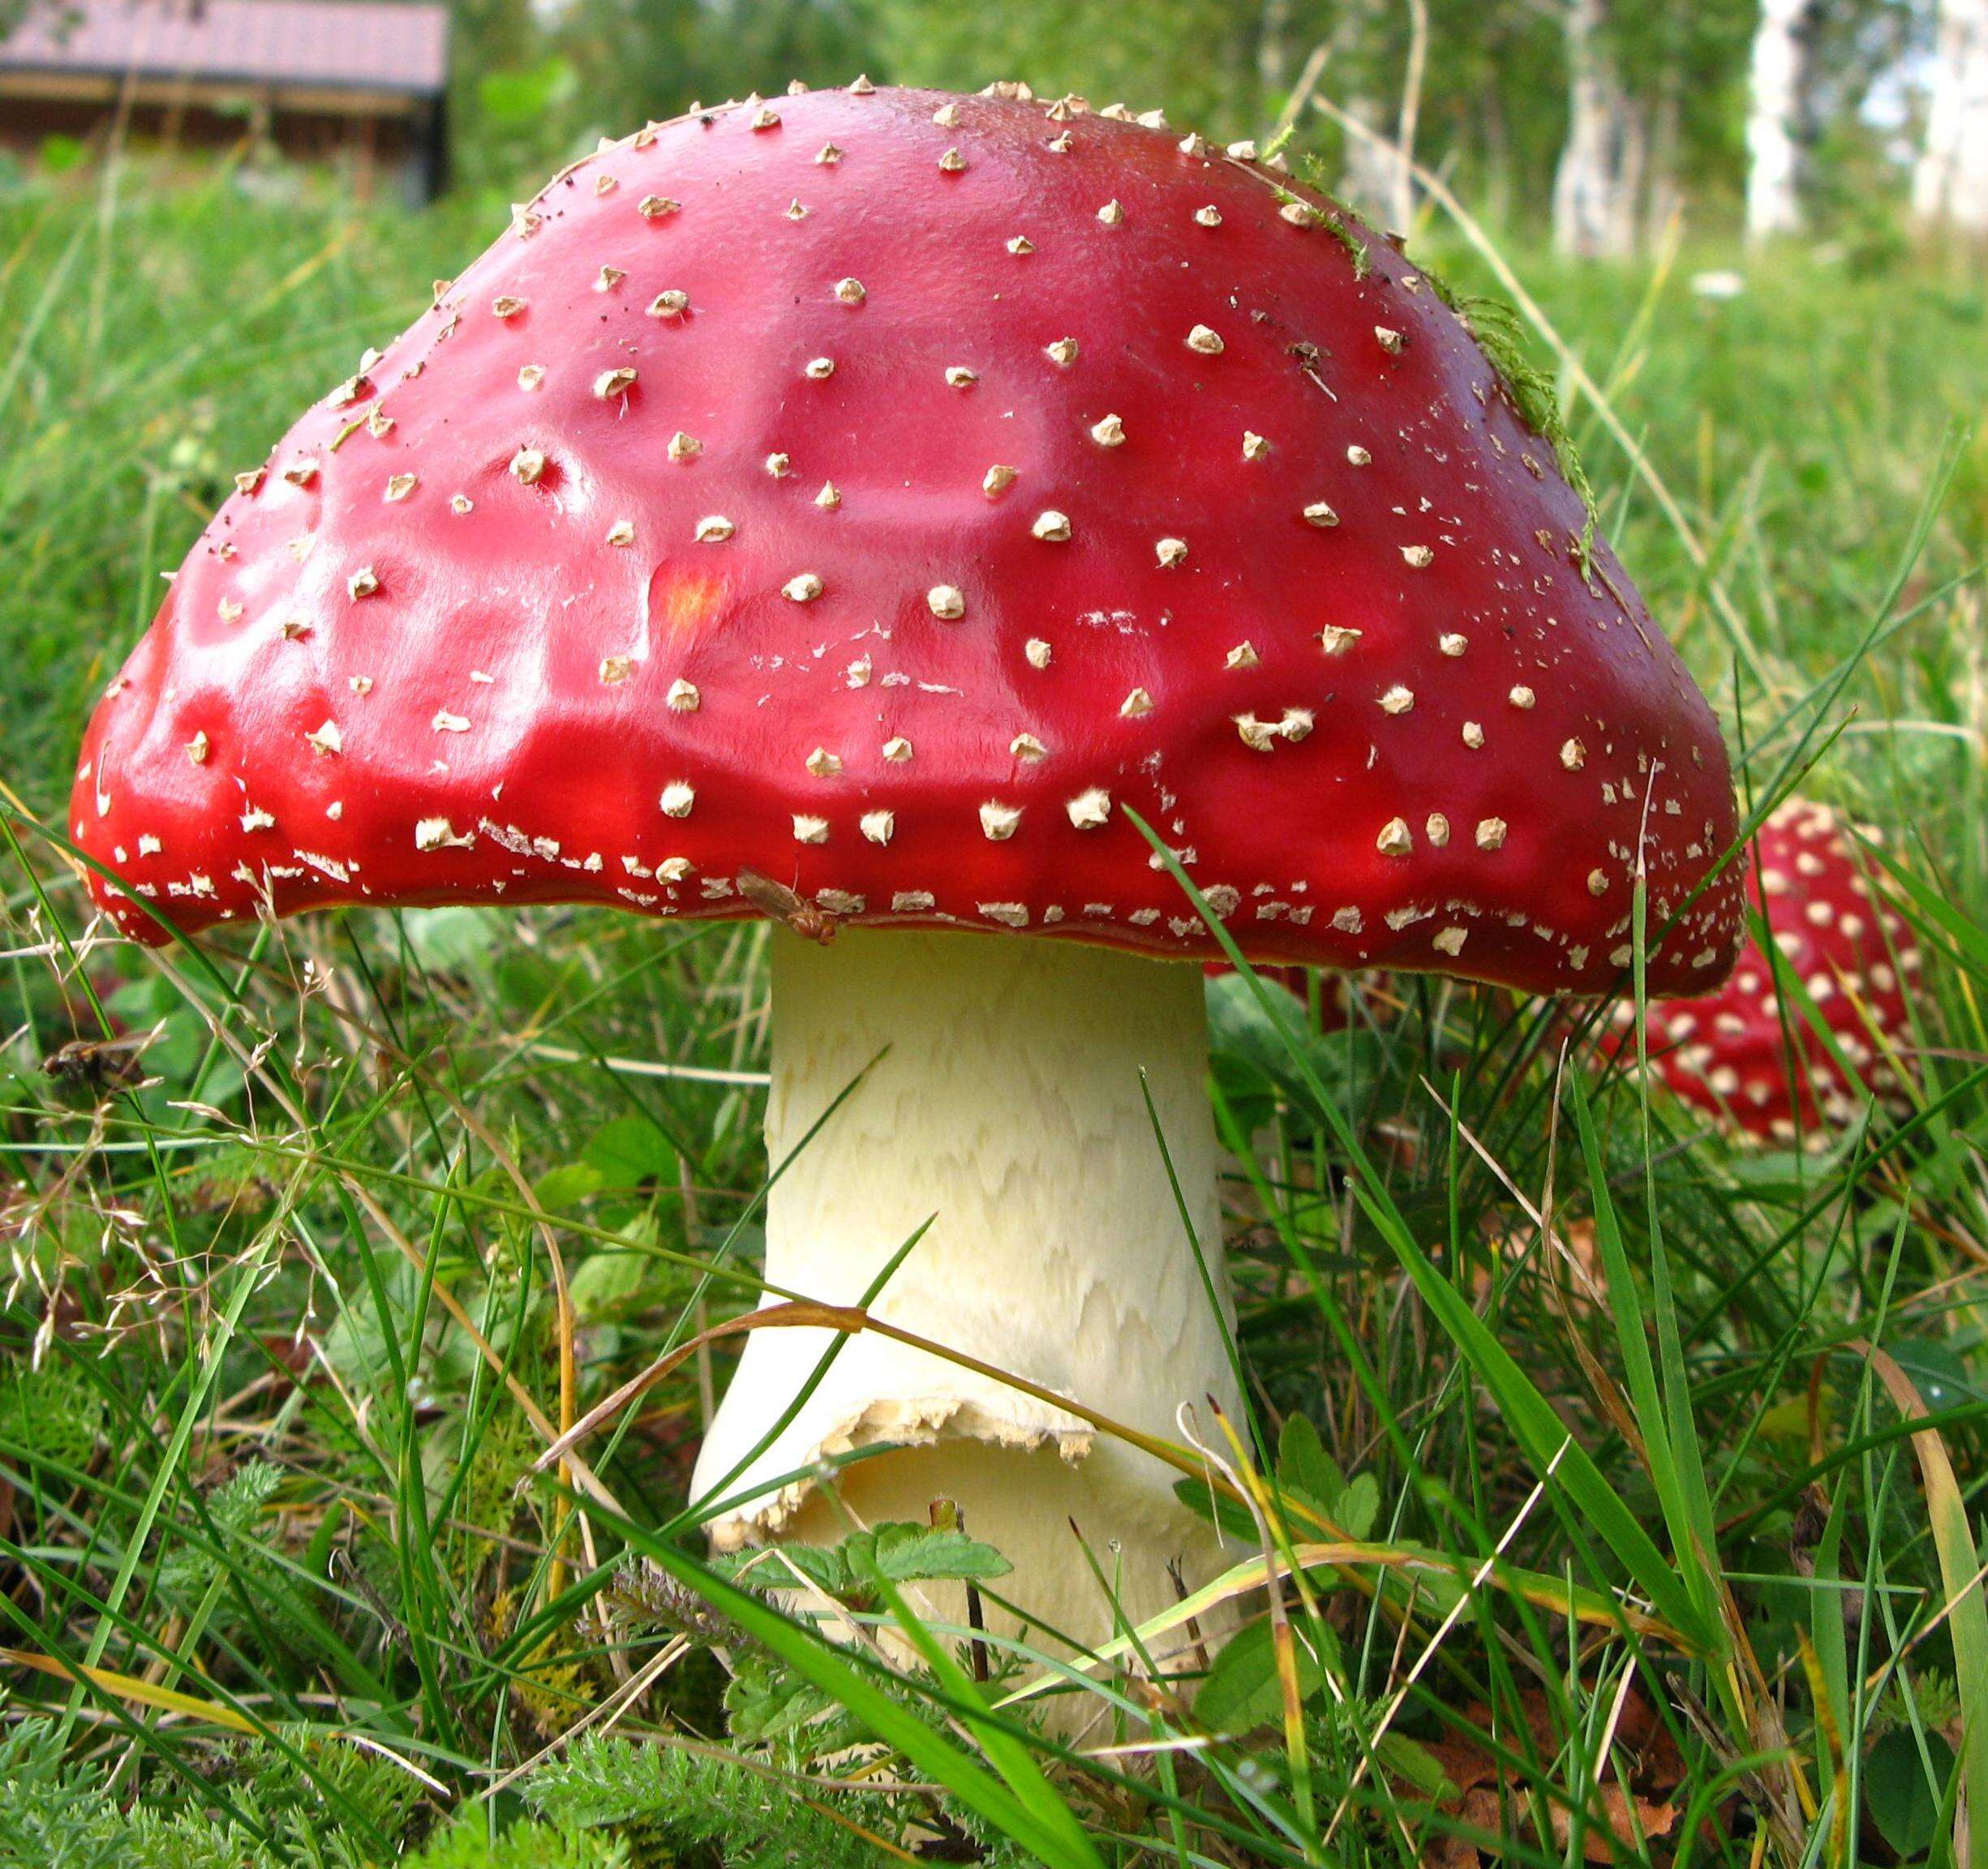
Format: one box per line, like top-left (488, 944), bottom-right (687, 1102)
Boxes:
top-left (1914, 0), bottom-right (1988, 234)
top-left (1552, 0), bottom-right (1642, 254)
top-left (1745, 0), bottom-right (1817, 236)
top-left (427, 0), bottom-right (1953, 258)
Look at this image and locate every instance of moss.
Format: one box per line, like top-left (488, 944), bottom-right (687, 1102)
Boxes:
top-left (1321, 209), bottom-right (1373, 280)
top-left (1420, 268), bottom-right (1600, 576)
top-left (1285, 159), bottom-right (1374, 279)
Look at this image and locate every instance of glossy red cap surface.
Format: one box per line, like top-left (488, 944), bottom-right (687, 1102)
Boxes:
top-left (1604, 799), bottom-right (1917, 1139)
top-left (72, 84), bottom-right (1741, 993)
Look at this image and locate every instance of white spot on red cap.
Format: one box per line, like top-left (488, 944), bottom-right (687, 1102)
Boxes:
top-left (1067, 788), bottom-right (1111, 828)
top-left (415, 817), bottom-right (472, 851)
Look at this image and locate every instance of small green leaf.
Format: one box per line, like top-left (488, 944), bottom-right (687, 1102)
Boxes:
top-left (402, 904), bottom-right (506, 973)
top-left (857, 1523), bottom-right (1013, 1585)
top-left (723, 1652), bottom-right (836, 1742)
top-left (582, 1115), bottom-right (679, 1192)
top-left (1335, 1472), bottom-right (1381, 1543)
top-left (1866, 1727), bottom-right (1954, 1858)
top-left (1194, 1615), bottom-right (1338, 1733)
top-left (534, 1162), bottom-right (605, 1210)
top-left (1376, 1732), bottom-right (1458, 1800)
top-left (1277, 1413), bottom-right (1346, 1505)
top-left (713, 1541), bottom-right (850, 1596)
top-left (1174, 1476), bottom-right (1257, 1543)
top-left (718, 1523), bottom-right (1012, 1603)
top-left (567, 1248), bottom-right (651, 1324)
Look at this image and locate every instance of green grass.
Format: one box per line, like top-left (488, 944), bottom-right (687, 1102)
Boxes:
top-left (2, 136), bottom-right (1988, 1869)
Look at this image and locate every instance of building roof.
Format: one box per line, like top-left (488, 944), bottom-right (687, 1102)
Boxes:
top-left (0, 0), bottom-right (449, 97)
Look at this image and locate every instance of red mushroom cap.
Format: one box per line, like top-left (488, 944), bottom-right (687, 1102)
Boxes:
top-left (1603, 799), bottom-right (1918, 1140)
top-left (72, 84), bottom-right (1741, 995)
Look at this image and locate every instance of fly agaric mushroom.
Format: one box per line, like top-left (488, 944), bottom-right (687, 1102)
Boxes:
top-left (71, 83), bottom-right (1742, 1663)
top-left (1604, 798), bottom-right (1916, 1142)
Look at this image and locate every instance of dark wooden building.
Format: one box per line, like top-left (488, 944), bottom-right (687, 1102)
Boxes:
top-left (0, 0), bottom-right (451, 201)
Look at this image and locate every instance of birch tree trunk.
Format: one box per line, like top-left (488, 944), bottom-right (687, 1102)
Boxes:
top-left (1915, 0), bottom-right (1988, 238)
top-left (1342, 95), bottom-right (1410, 227)
top-left (1745, 0), bottom-right (1814, 240)
top-left (1552, 0), bottom-right (1640, 257)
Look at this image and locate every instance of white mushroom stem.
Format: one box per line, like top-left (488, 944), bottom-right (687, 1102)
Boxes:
top-left (691, 927), bottom-right (1243, 1665)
